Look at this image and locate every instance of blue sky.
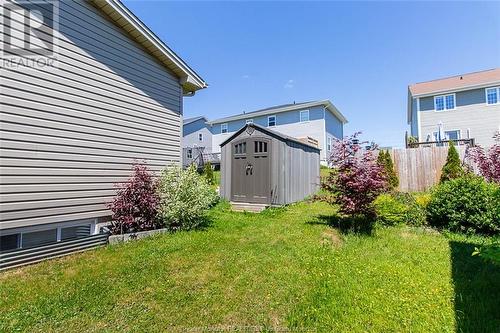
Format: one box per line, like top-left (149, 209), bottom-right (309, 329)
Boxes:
top-left (124, 1), bottom-right (500, 147)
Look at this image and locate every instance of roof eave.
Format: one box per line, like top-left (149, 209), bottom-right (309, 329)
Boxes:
top-left (91, 0), bottom-right (208, 93)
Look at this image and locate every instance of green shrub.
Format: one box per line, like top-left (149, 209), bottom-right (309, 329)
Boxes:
top-left (373, 192), bottom-right (427, 227)
top-left (440, 143), bottom-right (463, 183)
top-left (377, 150), bottom-right (399, 190)
top-left (427, 175), bottom-right (500, 234)
top-left (202, 162), bottom-right (215, 185)
top-left (158, 165), bottom-right (218, 230)
top-left (373, 193), bottom-right (407, 226)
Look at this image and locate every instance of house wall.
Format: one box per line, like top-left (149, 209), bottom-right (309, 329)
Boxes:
top-left (212, 106), bottom-right (331, 161)
top-left (417, 87), bottom-right (500, 147)
top-left (324, 108), bottom-right (344, 160)
top-left (182, 118), bottom-right (212, 153)
top-left (1, 1), bottom-right (183, 233)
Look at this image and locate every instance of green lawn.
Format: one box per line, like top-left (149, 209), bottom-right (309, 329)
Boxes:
top-left (1, 201), bottom-right (499, 332)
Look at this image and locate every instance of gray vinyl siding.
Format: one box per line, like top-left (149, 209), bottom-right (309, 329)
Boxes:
top-left (182, 118), bottom-right (212, 153)
top-left (420, 88), bottom-right (487, 112)
top-left (0, 1), bottom-right (183, 230)
top-left (410, 98), bottom-right (418, 137)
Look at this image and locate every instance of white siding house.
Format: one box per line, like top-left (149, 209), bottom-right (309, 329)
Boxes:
top-left (0, 0), bottom-right (206, 251)
top-left (408, 69), bottom-right (500, 147)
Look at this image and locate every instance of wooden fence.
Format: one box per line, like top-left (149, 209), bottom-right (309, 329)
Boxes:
top-left (391, 146), bottom-right (467, 192)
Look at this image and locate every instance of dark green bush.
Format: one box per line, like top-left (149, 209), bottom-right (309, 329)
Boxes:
top-left (202, 162), bottom-right (215, 185)
top-left (427, 175), bottom-right (500, 234)
top-left (377, 150), bottom-right (399, 190)
top-left (440, 143), bottom-right (463, 183)
top-left (373, 192), bottom-right (427, 227)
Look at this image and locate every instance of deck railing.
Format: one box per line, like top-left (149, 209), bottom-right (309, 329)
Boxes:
top-left (406, 138), bottom-right (475, 149)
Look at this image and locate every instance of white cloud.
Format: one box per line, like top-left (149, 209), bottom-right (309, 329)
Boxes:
top-left (284, 79), bottom-right (295, 89)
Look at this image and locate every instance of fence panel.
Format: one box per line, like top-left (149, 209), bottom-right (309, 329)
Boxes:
top-left (391, 146), bottom-right (466, 192)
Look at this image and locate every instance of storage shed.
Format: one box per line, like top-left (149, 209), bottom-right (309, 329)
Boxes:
top-left (220, 124), bottom-right (320, 206)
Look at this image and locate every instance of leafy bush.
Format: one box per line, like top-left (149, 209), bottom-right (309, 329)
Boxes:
top-left (107, 163), bottom-right (161, 234)
top-left (440, 142), bottom-right (463, 183)
top-left (427, 175), bottom-right (500, 234)
top-left (377, 150), bottom-right (399, 190)
top-left (324, 132), bottom-right (388, 217)
top-left (202, 162), bottom-right (215, 185)
top-left (473, 245), bottom-right (500, 265)
top-left (158, 165), bottom-right (218, 230)
top-left (466, 136), bottom-right (500, 183)
top-left (373, 192), bottom-right (427, 227)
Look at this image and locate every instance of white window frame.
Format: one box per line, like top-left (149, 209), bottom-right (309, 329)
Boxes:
top-left (268, 115), bottom-right (276, 127)
top-left (198, 133), bottom-right (203, 141)
top-left (433, 129), bottom-right (461, 141)
top-left (485, 87), bottom-right (500, 105)
top-left (327, 136), bottom-right (332, 151)
top-left (221, 123), bottom-right (228, 134)
top-left (187, 148), bottom-right (193, 159)
top-left (299, 110), bottom-right (310, 122)
top-left (246, 119), bottom-right (253, 124)
top-left (434, 93), bottom-right (456, 111)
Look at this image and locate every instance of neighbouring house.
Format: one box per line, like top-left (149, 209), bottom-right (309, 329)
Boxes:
top-left (408, 68), bottom-right (500, 147)
top-left (207, 100), bottom-right (347, 164)
top-left (220, 123), bottom-right (320, 209)
top-left (181, 116), bottom-right (219, 168)
top-left (0, 0), bottom-right (206, 253)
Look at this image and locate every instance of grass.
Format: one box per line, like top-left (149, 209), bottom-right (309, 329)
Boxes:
top-left (1, 201), bottom-right (499, 332)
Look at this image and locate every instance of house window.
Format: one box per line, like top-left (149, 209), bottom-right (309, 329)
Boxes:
top-left (300, 110), bottom-right (309, 122)
top-left (187, 149), bottom-right (192, 159)
top-left (22, 229), bottom-right (58, 249)
top-left (268, 115), bottom-right (276, 127)
top-left (327, 137), bottom-right (332, 151)
top-left (434, 94), bottom-right (455, 111)
top-left (433, 130), bottom-right (461, 141)
top-left (221, 123), bottom-right (228, 134)
top-left (0, 234), bottom-right (20, 252)
top-left (246, 119), bottom-right (253, 124)
top-left (61, 225), bottom-right (91, 241)
top-left (486, 87), bottom-right (499, 105)
top-left (199, 133), bottom-right (203, 141)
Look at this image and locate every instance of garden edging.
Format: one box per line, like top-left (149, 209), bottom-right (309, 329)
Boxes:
top-left (108, 228), bottom-right (170, 245)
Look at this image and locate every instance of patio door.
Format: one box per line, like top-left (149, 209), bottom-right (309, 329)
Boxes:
top-left (231, 137), bottom-right (271, 204)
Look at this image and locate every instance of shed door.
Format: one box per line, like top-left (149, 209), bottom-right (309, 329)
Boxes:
top-left (231, 138), bottom-right (271, 204)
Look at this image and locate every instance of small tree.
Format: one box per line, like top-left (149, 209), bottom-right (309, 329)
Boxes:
top-left (377, 150), bottom-right (399, 190)
top-left (440, 142), bottom-right (463, 183)
top-left (158, 165), bottom-right (218, 231)
top-left (467, 134), bottom-right (500, 184)
top-left (203, 162), bottom-right (215, 185)
top-left (107, 163), bottom-right (160, 234)
top-left (324, 132), bottom-right (388, 217)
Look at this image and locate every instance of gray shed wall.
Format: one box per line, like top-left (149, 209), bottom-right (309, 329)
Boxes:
top-left (1, 0), bottom-right (184, 230)
top-left (220, 127), bottom-right (320, 205)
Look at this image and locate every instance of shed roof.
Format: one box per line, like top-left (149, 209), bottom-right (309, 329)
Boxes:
top-left (91, 0), bottom-right (207, 94)
top-left (208, 100), bottom-right (347, 125)
top-left (220, 123), bottom-right (321, 152)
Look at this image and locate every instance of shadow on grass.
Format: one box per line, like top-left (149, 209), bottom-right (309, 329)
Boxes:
top-left (307, 214), bottom-right (375, 235)
top-left (450, 240), bottom-right (500, 332)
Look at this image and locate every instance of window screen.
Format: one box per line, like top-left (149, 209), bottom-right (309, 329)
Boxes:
top-left (61, 225), bottom-right (91, 241)
top-left (22, 229), bottom-right (57, 248)
top-left (0, 234), bottom-right (20, 252)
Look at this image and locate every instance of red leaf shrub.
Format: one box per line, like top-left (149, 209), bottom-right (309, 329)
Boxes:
top-left (324, 132), bottom-right (388, 217)
top-left (107, 163), bottom-right (161, 234)
top-left (466, 134), bottom-right (500, 184)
